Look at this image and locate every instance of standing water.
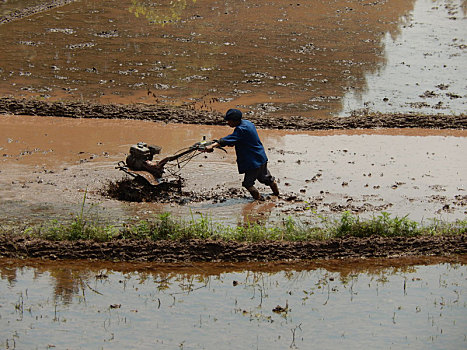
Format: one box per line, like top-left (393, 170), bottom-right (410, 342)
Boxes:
top-left (1, 257), bottom-right (466, 349)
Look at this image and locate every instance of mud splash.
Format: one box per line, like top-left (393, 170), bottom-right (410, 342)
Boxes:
top-left (1, 233), bottom-right (466, 262)
top-left (105, 178), bottom-right (184, 203)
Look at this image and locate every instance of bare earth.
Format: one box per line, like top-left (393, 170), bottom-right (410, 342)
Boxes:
top-left (1, 233), bottom-right (466, 262)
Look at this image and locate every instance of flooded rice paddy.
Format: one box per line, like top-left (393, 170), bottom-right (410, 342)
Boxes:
top-left (0, 0), bottom-right (466, 226)
top-left (0, 0), bottom-right (466, 118)
top-left (1, 1), bottom-right (466, 347)
top-left (1, 257), bottom-right (466, 349)
top-left (1, 114), bottom-right (466, 226)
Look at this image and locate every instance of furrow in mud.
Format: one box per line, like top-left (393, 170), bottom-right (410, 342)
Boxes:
top-left (1, 234), bottom-right (465, 262)
top-left (1, 97), bottom-right (466, 130)
top-left (0, 0), bottom-right (77, 24)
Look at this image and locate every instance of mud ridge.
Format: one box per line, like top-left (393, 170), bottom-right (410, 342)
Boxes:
top-left (0, 0), bottom-right (77, 24)
top-left (1, 97), bottom-right (466, 130)
top-left (0, 234), bottom-right (465, 262)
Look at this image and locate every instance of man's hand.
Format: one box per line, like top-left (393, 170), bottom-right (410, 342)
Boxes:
top-left (203, 141), bottom-right (219, 153)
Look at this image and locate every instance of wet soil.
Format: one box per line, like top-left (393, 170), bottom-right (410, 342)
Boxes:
top-left (0, 0), bottom-right (465, 118)
top-left (104, 178), bottom-right (253, 204)
top-left (0, 1), bottom-right (465, 263)
top-left (1, 97), bottom-right (466, 130)
top-left (0, 0), bottom-right (76, 24)
top-left (0, 232), bottom-right (465, 262)
top-left (1, 114), bottom-right (466, 226)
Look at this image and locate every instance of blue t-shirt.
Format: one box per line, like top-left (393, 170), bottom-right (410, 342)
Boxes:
top-left (219, 119), bottom-right (268, 174)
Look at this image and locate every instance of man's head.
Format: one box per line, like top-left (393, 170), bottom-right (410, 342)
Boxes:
top-left (224, 108), bottom-right (242, 127)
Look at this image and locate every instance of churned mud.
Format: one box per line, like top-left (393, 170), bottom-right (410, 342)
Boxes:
top-left (1, 232), bottom-right (466, 262)
top-left (105, 178), bottom-right (183, 203)
top-left (104, 178), bottom-right (303, 204)
top-left (104, 178), bottom-right (250, 204)
top-left (1, 114), bottom-right (466, 226)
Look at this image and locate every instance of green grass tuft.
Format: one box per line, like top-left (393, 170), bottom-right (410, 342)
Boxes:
top-left (2, 211), bottom-right (466, 243)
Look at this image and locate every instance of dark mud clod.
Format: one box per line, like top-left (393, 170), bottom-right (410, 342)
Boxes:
top-left (104, 178), bottom-right (254, 204)
top-left (105, 178), bottom-right (183, 203)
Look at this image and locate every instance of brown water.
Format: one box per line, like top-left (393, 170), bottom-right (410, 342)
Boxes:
top-left (1, 114), bottom-right (466, 226)
top-left (0, 0), bottom-right (465, 118)
top-left (1, 256), bottom-right (466, 349)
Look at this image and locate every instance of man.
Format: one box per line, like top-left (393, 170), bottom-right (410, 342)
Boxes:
top-left (204, 108), bottom-right (279, 200)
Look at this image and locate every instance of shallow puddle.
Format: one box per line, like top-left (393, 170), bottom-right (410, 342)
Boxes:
top-left (0, 0), bottom-right (465, 118)
top-left (0, 256), bottom-right (466, 349)
top-left (1, 114), bottom-right (466, 225)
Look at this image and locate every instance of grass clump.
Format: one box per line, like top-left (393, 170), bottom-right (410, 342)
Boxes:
top-left (331, 211), bottom-right (420, 238)
top-left (329, 211), bottom-right (466, 238)
top-left (20, 190), bottom-right (120, 242)
top-left (36, 218), bottom-right (119, 242)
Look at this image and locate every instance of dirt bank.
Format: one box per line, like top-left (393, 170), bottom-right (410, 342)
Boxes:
top-left (1, 97), bottom-right (466, 131)
top-left (0, 233), bottom-right (465, 262)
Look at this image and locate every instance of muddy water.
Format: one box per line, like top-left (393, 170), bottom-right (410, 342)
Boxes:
top-left (0, 0), bottom-right (465, 118)
top-left (1, 114), bottom-right (466, 226)
top-left (0, 256), bottom-right (466, 349)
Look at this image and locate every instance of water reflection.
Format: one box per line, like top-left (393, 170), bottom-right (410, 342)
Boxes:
top-left (1, 256), bottom-right (465, 348)
top-left (340, 0), bottom-right (467, 117)
top-left (46, 266), bottom-right (93, 304)
top-left (239, 200), bottom-right (276, 225)
top-left (1, 256), bottom-right (463, 302)
top-left (4, 0), bottom-right (464, 118)
top-left (129, 0), bottom-right (197, 26)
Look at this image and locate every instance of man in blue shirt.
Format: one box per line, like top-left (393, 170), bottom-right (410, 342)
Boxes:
top-left (204, 109), bottom-right (279, 200)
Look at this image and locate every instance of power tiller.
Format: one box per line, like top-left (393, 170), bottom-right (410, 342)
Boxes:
top-left (116, 137), bottom-right (225, 189)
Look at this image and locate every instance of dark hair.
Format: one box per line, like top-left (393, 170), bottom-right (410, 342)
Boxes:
top-left (224, 108), bottom-right (242, 121)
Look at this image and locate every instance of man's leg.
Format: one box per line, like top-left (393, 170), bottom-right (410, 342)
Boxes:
top-left (242, 168), bottom-right (262, 200)
top-left (257, 163), bottom-right (279, 196)
top-left (269, 181), bottom-right (280, 196)
top-left (246, 186), bottom-right (262, 200)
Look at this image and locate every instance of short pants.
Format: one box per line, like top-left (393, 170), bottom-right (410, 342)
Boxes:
top-left (242, 162), bottom-right (275, 188)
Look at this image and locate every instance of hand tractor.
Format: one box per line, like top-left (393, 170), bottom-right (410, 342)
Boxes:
top-left (116, 137), bottom-right (225, 190)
